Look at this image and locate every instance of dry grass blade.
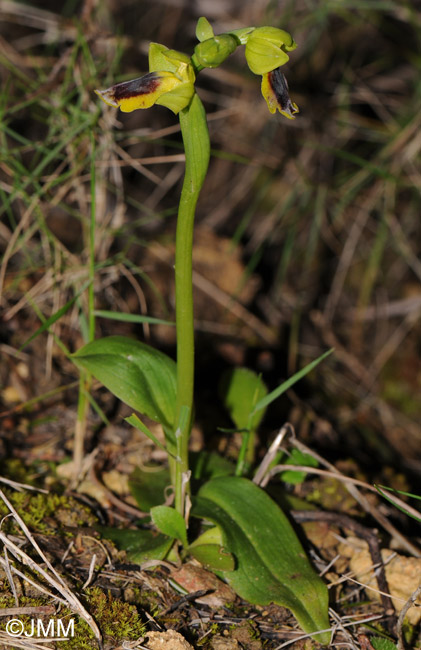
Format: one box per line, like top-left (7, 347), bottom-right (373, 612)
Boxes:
top-left (0, 631), bottom-right (59, 650)
top-left (288, 436), bottom-right (421, 558)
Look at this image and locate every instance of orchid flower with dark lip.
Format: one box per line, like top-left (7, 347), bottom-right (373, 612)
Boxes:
top-left (95, 44), bottom-right (196, 115)
top-left (244, 26), bottom-right (299, 118)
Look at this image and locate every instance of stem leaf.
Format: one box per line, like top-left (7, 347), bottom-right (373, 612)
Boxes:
top-left (72, 336), bottom-right (177, 434)
top-left (150, 505), bottom-right (188, 547)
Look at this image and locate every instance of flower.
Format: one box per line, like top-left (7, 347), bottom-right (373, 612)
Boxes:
top-left (261, 67), bottom-right (299, 119)
top-left (95, 44), bottom-right (195, 115)
top-left (243, 26), bottom-right (298, 118)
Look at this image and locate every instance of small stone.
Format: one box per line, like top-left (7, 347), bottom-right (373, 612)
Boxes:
top-left (210, 635), bottom-right (240, 650)
top-left (170, 562), bottom-right (236, 607)
top-left (347, 538), bottom-right (421, 624)
top-left (145, 629), bottom-right (194, 650)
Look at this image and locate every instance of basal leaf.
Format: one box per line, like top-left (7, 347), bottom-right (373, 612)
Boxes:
top-left (97, 526), bottom-right (173, 563)
top-left (72, 336), bottom-right (177, 433)
top-left (188, 544), bottom-right (235, 572)
top-left (189, 451), bottom-right (235, 481)
top-left (129, 465), bottom-right (171, 511)
top-left (192, 476), bottom-right (330, 645)
top-left (188, 525), bottom-right (235, 571)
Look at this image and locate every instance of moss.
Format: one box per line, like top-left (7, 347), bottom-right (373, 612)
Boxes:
top-left (84, 587), bottom-right (146, 642)
top-left (0, 590), bottom-right (146, 648)
top-left (0, 458), bottom-right (31, 483)
top-left (0, 489), bottom-right (96, 535)
top-left (136, 588), bottom-right (163, 617)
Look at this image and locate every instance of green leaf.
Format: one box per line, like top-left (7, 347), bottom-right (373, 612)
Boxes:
top-left (72, 336), bottom-right (177, 434)
top-left (150, 505), bottom-right (188, 547)
top-left (97, 526), bottom-right (173, 563)
top-left (94, 310), bottom-right (174, 327)
top-left (188, 544), bottom-right (235, 572)
top-left (126, 413), bottom-right (170, 456)
top-left (189, 451), bottom-right (235, 481)
top-left (371, 637), bottom-right (398, 650)
top-left (280, 449), bottom-right (318, 485)
top-left (219, 367), bottom-right (268, 431)
top-left (192, 476), bottom-right (330, 645)
top-left (375, 485), bottom-right (421, 523)
top-left (129, 465), bottom-right (171, 511)
top-left (253, 348), bottom-right (333, 415)
top-left (20, 279), bottom-right (92, 350)
top-left (188, 524), bottom-right (235, 571)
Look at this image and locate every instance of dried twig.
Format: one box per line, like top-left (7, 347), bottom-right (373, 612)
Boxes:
top-left (291, 510), bottom-right (396, 624)
top-left (396, 585), bottom-right (421, 650)
top-left (265, 425), bottom-right (421, 557)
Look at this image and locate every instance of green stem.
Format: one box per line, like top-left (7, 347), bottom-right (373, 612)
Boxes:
top-left (174, 93), bottom-right (210, 515)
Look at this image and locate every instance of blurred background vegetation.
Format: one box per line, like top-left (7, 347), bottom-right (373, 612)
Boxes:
top-left (0, 0), bottom-right (420, 488)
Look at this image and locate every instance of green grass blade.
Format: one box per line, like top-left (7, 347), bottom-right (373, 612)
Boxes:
top-left (252, 348), bottom-right (334, 415)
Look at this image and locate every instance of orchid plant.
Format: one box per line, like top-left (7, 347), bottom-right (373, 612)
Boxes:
top-left (73, 18), bottom-right (331, 644)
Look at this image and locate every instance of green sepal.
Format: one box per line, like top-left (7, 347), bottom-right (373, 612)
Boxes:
top-left (148, 42), bottom-right (191, 74)
top-left (227, 26), bottom-right (255, 45)
top-left (147, 42), bottom-right (196, 114)
top-left (245, 26), bottom-right (297, 74)
top-left (251, 26), bottom-right (297, 50)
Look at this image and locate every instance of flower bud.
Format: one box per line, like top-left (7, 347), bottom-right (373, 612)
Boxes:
top-left (194, 34), bottom-right (237, 68)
